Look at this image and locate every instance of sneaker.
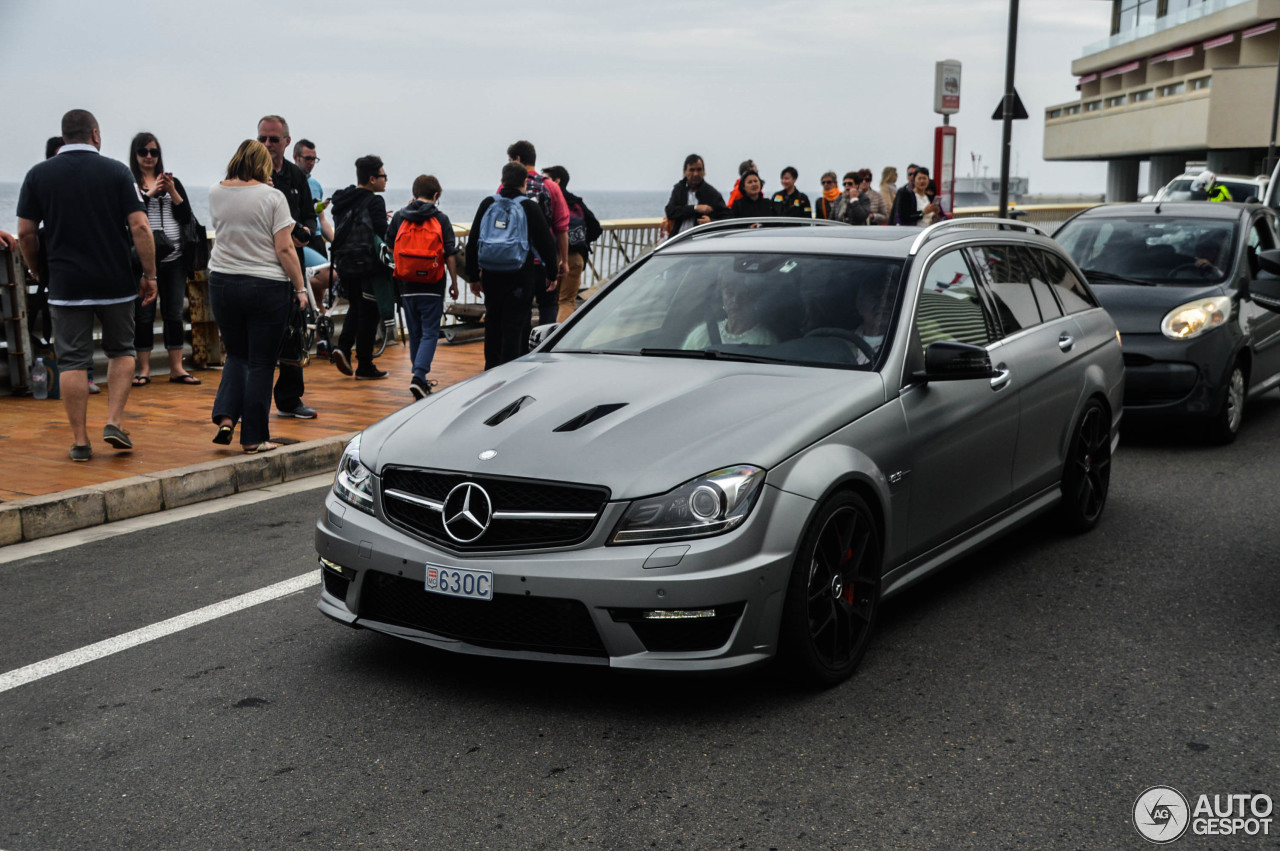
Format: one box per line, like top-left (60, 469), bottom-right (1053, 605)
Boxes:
top-left (69, 444), bottom-right (93, 462)
top-left (276, 403), bottom-right (318, 419)
top-left (330, 349), bottom-right (353, 376)
top-left (87, 381), bottom-right (101, 395)
top-left (409, 376), bottom-right (431, 399)
top-left (355, 368), bottom-right (389, 381)
top-left (315, 340), bottom-right (331, 358)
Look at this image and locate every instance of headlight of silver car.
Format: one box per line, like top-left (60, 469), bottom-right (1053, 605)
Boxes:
top-left (1161, 295), bottom-right (1231, 340)
top-left (610, 465), bottom-right (766, 544)
top-left (333, 435), bottom-right (375, 514)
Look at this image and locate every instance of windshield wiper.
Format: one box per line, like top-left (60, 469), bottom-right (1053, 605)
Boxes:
top-left (640, 347), bottom-right (793, 365)
top-left (1079, 268), bottom-right (1156, 286)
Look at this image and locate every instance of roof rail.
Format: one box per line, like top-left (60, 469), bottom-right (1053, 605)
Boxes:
top-left (661, 216), bottom-right (849, 249)
top-left (908, 217), bottom-right (1048, 255)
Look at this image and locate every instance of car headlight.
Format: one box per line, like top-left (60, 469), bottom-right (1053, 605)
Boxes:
top-left (1161, 295), bottom-right (1231, 340)
top-left (333, 434), bottom-right (375, 514)
top-left (610, 465), bottom-right (766, 544)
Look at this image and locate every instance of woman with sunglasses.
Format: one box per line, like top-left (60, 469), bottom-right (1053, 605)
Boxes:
top-left (206, 140), bottom-right (308, 453)
top-left (129, 132), bottom-right (200, 386)
top-left (815, 171), bottom-right (841, 220)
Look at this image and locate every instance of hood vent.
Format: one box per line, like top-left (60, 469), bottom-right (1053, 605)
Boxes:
top-left (554, 403), bottom-right (628, 433)
top-left (485, 395), bottom-right (535, 427)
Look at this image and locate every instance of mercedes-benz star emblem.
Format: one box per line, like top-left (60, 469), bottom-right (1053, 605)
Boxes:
top-left (441, 482), bottom-right (493, 543)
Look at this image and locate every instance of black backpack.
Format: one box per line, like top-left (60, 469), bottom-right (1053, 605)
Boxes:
top-left (332, 202), bottom-right (380, 277)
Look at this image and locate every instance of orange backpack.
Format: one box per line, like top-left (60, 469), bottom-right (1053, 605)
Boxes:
top-left (393, 215), bottom-right (445, 283)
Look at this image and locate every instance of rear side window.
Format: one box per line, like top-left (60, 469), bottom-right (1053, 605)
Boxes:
top-left (1035, 249), bottom-right (1097, 313)
top-left (916, 250), bottom-right (994, 354)
top-left (966, 244), bottom-right (1043, 335)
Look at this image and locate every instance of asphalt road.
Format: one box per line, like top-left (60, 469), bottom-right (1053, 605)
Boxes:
top-left (2, 398), bottom-right (1279, 850)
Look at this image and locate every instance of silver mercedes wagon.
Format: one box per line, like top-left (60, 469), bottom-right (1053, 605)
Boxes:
top-left (315, 218), bottom-right (1124, 686)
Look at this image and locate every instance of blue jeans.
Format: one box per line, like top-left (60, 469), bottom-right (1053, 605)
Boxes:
top-left (209, 272), bottom-right (289, 445)
top-left (403, 294), bottom-right (444, 380)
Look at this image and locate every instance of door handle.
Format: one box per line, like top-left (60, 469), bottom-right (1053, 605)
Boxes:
top-left (1058, 333), bottom-right (1075, 352)
top-left (990, 365), bottom-right (1012, 391)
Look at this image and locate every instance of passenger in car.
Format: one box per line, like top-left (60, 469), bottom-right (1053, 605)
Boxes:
top-left (682, 277), bottom-right (779, 349)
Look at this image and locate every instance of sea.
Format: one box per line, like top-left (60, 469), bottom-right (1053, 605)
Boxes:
top-left (0, 182), bottom-right (669, 235)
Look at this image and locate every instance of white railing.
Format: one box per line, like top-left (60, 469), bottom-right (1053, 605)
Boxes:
top-left (1081, 0), bottom-right (1251, 57)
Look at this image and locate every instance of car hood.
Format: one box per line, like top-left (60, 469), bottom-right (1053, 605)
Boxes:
top-left (1092, 282), bottom-right (1226, 334)
top-left (360, 353), bottom-right (886, 498)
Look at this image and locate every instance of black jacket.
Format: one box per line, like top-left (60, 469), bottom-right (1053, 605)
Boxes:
top-left (771, 188), bottom-right (812, 218)
top-left (893, 184), bottom-right (936, 226)
top-left (386, 199), bottom-right (456, 296)
top-left (730, 194), bottom-right (777, 218)
top-left (833, 191), bottom-right (871, 226)
top-left (465, 188), bottom-right (558, 283)
top-left (271, 160), bottom-right (317, 237)
top-left (664, 179), bottom-right (729, 230)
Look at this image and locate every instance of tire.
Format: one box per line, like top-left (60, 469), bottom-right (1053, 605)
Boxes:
top-left (779, 491), bottom-right (882, 688)
top-left (1059, 400), bottom-right (1111, 533)
top-left (1205, 360), bottom-right (1246, 445)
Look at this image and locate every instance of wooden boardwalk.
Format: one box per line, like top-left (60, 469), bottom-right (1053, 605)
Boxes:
top-left (0, 336), bottom-right (485, 503)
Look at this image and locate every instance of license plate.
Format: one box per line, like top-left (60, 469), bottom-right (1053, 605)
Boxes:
top-left (425, 564), bottom-right (493, 601)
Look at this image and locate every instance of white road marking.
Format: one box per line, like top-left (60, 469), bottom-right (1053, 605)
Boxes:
top-left (0, 572), bottom-right (320, 695)
top-left (0, 474), bottom-right (332, 565)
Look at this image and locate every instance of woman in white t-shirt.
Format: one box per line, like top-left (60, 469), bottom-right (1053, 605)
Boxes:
top-left (207, 140), bottom-right (308, 454)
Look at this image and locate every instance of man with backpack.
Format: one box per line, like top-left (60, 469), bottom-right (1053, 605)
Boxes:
top-left (466, 162), bottom-right (558, 370)
top-left (329, 154), bottom-right (391, 380)
top-left (541, 165), bottom-right (601, 323)
top-left (505, 140), bottom-right (569, 329)
top-left (386, 174), bottom-right (458, 399)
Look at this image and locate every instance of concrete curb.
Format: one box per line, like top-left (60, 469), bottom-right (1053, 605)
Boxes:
top-left (0, 433), bottom-right (353, 546)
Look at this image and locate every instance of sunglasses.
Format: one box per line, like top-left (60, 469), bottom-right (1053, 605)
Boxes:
top-left (257, 135), bottom-right (282, 144)
top-left (844, 181), bottom-right (855, 187)
top-left (137, 147), bottom-right (160, 157)
top-left (821, 179), bottom-right (836, 185)
top-left (298, 155), bottom-right (319, 163)
top-left (375, 173), bottom-right (388, 179)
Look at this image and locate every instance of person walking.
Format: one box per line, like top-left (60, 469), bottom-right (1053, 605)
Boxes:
top-left (771, 166), bottom-right (812, 218)
top-left (730, 170), bottom-right (776, 218)
top-left (16, 109), bottom-right (156, 461)
top-left (255, 114), bottom-right (318, 419)
top-left (664, 154), bottom-right (729, 235)
top-left (330, 155), bottom-right (391, 381)
top-left (466, 163), bottom-right (558, 370)
top-left (815, 171), bottom-right (841, 220)
top-left (206, 140), bottom-right (309, 454)
top-left (542, 165), bottom-right (602, 323)
top-left (128, 132), bottom-right (200, 386)
top-left (893, 167), bottom-right (946, 226)
top-left (386, 174), bottom-right (458, 399)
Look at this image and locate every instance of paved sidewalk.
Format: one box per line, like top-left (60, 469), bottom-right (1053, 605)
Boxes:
top-left (0, 335), bottom-right (485, 544)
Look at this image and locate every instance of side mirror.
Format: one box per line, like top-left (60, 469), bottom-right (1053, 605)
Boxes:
top-left (1249, 278), bottom-right (1280, 313)
top-left (912, 341), bottom-right (995, 382)
top-left (528, 322), bottom-right (560, 350)
top-left (1258, 248), bottom-right (1280, 277)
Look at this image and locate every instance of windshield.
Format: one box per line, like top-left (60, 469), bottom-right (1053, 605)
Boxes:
top-left (550, 252), bottom-right (905, 369)
top-left (1159, 178), bottom-right (1261, 202)
top-left (1055, 216), bottom-right (1237, 284)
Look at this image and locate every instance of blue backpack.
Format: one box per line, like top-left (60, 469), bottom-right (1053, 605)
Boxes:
top-left (477, 194), bottom-right (529, 272)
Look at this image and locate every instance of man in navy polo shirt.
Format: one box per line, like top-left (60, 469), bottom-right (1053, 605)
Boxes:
top-left (16, 109), bottom-right (158, 461)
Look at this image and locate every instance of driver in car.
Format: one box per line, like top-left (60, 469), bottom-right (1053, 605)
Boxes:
top-left (1193, 232), bottom-right (1229, 278)
top-left (682, 276), bottom-right (779, 349)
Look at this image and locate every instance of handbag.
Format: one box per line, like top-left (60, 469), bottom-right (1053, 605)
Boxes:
top-left (181, 212), bottom-right (210, 276)
top-left (278, 296), bottom-right (317, 367)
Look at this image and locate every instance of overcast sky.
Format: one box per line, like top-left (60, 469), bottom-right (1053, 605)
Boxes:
top-left (0, 0), bottom-right (1112, 195)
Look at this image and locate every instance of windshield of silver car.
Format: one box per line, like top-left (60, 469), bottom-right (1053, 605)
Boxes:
top-left (1056, 217), bottom-right (1237, 285)
top-left (550, 253), bottom-right (905, 369)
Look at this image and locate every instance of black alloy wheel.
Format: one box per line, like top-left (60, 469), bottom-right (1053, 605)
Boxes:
top-left (1060, 400), bottom-right (1111, 532)
top-left (780, 491), bottom-right (881, 687)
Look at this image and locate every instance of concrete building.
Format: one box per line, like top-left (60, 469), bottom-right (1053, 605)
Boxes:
top-left (1045, 0), bottom-right (1280, 200)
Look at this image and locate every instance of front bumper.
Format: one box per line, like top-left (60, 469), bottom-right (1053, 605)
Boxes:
top-left (314, 483), bottom-right (813, 672)
top-left (1119, 329), bottom-right (1238, 418)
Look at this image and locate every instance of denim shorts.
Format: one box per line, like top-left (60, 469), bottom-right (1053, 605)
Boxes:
top-left (51, 300), bottom-right (136, 370)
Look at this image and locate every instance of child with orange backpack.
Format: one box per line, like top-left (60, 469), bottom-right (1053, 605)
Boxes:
top-left (386, 174), bottom-right (459, 399)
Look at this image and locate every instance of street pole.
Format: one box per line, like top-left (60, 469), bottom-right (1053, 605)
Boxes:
top-left (999, 0), bottom-right (1020, 218)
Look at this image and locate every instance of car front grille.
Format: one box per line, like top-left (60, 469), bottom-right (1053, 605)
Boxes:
top-left (380, 467), bottom-right (610, 552)
top-left (358, 571), bottom-right (607, 657)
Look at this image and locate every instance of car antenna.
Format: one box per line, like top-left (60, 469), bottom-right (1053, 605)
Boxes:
top-left (1154, 201), bottom-right (1163, 214)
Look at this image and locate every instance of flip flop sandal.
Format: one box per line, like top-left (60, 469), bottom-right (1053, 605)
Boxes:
top-left (243, 442), bottom-right (280, 455)
top-left (132, 375), bottom-right (151, 386)
top-left (169, 374), bottom-right (201, 385)
top-left (212, 425), bottom-right (234, 445)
